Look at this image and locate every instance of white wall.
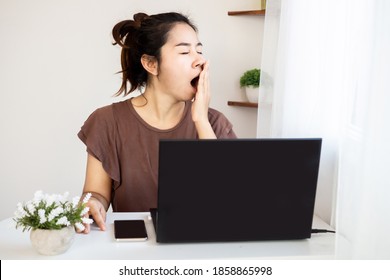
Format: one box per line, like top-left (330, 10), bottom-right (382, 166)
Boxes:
top-left (0, 0), bottom-right (263, 220)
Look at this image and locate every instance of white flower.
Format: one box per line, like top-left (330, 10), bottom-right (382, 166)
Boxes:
top-left (82, 193), bottom-right (92, 204)
top-left (14, 202), bottom-right (27, 219)
top-left (81, 217), bottom-right (94, 225)
top-left (47, 206), bottom-right (64, 222)
top-left (80, 206), bottom-right (90, 216)
top-left (26, 201), bottom-right (36, 216)
top-left (72, 196), bottom-right (80, 208)
top-left (38, 209), bottom-right (47, 224)
top-left (44, 193), bottom-right (56, 206)
top-left (75, 222), bottom-right (85, 231)
top-left (56, 216), bottom-right (70, 226)
top-left (32, 190), bottom-right (44, 206)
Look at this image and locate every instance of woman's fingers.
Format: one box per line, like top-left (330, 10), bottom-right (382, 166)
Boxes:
top-left (77, 198), bottom-right (107, 234)
top-left (192, 61), bottom-right (210, 122)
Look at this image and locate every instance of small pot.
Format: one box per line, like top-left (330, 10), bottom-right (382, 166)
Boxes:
top-left (245, 86), bottom-right (260, 103)
top-left (30, 226), bottom-right (75, 255)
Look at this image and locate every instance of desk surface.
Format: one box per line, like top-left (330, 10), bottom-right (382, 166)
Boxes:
top-left (0, 212), bottom-right (335, 260)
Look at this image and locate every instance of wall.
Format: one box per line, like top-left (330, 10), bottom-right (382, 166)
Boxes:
top-left (0, 0), bottom-right (263, 220)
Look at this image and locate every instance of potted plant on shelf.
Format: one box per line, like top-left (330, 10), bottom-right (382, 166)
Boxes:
top-left (240, 68), bottom-right (273, 103)
top-left (14, 190), bottom-right (93, 255)
top-left (240, 68), bottom-right (261, 103)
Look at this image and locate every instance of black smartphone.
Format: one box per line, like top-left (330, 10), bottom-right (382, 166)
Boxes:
top-left (114, 220), bottom-right (148, 241)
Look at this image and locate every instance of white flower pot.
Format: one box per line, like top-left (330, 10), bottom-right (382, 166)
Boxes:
top-left (245, 86), bottom-right (270, 104)
top-left (245, 86), bottom-right (260, 103)
top-left (30, 226), bottom-right (75, 255)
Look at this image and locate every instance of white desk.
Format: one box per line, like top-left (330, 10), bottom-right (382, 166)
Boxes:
top-left (0, 212), bottom-right (335, 260)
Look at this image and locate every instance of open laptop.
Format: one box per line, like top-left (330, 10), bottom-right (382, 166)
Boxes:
top-left (151, 138), bottom-right (322, 243)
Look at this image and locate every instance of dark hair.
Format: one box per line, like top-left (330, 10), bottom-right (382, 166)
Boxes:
top-left (112, 12), bottom-right (197, 96)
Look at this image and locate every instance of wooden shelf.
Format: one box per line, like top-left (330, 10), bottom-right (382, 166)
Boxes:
top-left (227, 10), bottom-right (266, 16)
top-left (227, 101), bottom-right (258, 108)
top-left (227, 9), bottom-right (264, 110)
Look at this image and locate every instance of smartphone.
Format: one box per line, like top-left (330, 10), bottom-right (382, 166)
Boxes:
top-left (114, 220), bottom-right (148, 241)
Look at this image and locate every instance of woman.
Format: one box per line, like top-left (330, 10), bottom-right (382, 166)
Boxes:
top-left (78, 12), bottom-right (237, 233)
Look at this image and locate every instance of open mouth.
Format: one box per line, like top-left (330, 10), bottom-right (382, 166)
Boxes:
top-left (190, 75), bottom-right (200, 89)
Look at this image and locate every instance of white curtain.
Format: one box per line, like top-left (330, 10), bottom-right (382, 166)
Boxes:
top-left (259, 0), bottom-right (390, 259)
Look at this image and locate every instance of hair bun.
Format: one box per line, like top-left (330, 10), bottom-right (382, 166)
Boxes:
top-left (112, 14), bottom-right (148, 47)
top-left (133, 13), bottom-right (149, 28)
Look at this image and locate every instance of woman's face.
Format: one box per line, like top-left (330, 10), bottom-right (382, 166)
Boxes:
top-left (156, 23), bottom-right (206, 100)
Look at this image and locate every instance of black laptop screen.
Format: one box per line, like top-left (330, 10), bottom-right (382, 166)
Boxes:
top-left (155, 138), bottom-right (322, 243)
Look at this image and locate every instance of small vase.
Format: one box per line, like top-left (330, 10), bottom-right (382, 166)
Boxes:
top-left (30, 226), bottom-right (75, 255)
top-left (245, 86), bottom-right (260, 103)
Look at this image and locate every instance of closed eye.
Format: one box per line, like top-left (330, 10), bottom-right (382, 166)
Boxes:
top-left (176, 42), bottom-right (203, 55)
top-left (179, 51), bottom-right (203, 55)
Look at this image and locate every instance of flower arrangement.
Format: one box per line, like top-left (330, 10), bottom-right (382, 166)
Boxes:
top-left (14, 191), bottom-right (93, 232)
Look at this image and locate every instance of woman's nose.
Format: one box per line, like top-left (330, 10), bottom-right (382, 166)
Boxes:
top-left (192, 53), bottom-right (206, 69)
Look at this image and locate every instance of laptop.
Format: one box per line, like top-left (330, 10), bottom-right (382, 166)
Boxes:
top-left (151, 138), bottom-right (322, 243)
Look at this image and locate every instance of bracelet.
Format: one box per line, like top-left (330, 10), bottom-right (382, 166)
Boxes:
top-left (82, 191), bottom-right (109, 210)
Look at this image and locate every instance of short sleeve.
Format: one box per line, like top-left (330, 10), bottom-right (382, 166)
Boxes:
top-left (78, 106), bottom-right (120, 183)
top-left (208, 109), bottom-right (237, 139)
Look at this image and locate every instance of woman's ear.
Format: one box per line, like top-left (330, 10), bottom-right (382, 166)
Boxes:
top-left (141, 54), bottom-right (158, 76)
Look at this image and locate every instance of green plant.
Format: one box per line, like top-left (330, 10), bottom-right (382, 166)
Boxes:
top-left (14, 191), bottom-right (93, 232)
top-left (240, 68), bottom-right (260, 88)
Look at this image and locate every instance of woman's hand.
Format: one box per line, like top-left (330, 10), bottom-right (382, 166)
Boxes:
top-left (191, 61), bottom-right (210, 122)
top-left (191, 61), bottom-right (216, 139)
top-left (78, 196), bottom-right (107, 234)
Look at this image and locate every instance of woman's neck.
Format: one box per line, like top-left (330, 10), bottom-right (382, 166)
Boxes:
top-left (131, 91), bottom-right (186, 130)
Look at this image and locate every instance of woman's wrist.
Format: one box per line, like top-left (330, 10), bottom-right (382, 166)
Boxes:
top-left (82, 191), bottom-right (109, 211)
top-left (194, 120), bottom-right (217, 139)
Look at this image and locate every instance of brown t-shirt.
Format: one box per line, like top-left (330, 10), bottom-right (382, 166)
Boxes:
top-left (78, 99), bottom-right (237, 212)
